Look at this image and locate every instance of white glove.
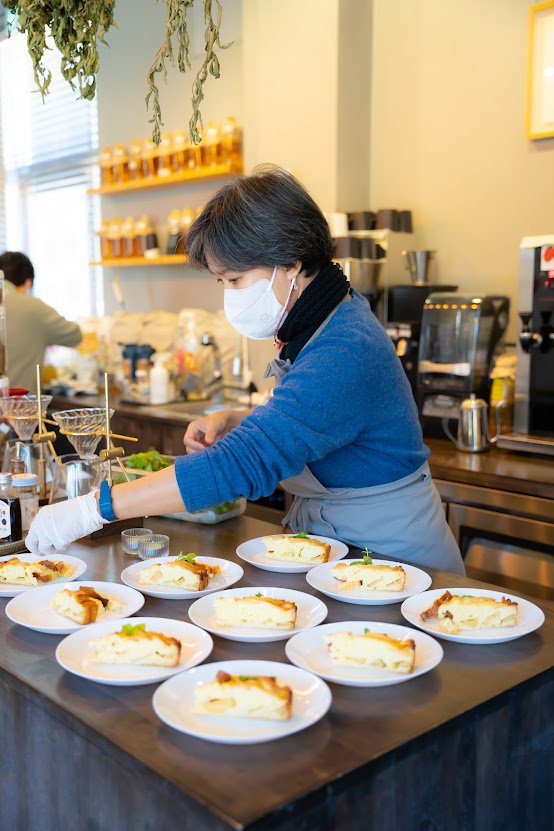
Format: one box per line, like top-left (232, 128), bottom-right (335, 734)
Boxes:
top-left (25, 491), bottom-right (109, 557)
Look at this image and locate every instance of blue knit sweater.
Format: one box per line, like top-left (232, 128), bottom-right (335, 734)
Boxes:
top-left (175, 291), bottom-right (428, 512)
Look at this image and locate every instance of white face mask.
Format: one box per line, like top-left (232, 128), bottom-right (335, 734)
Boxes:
top-left (223, 267), bottom-right (296, 340)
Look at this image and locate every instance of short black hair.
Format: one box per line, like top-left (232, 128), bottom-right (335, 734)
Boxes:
top-left (0, 251), bottom-right (35, 287)
top-left (186, 165), bottom-right (333, 277)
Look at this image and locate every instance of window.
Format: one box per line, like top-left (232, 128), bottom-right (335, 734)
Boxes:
top-left (0, 27), bottom-right (101, 319)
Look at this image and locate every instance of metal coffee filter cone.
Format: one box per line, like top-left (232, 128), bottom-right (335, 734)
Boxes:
top-left (52, 408), bottom-right (115, 458)
top-left (0, 395), bottom-right (53, 440)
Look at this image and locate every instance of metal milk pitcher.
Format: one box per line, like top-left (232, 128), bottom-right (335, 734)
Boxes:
top-left (443, 394), bottom-right (504, 453)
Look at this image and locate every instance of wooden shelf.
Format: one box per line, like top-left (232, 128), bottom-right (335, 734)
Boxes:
top-left (90, 255), bottom-right (189, 268)
top-left (87, 163), bottom-right (241, 196)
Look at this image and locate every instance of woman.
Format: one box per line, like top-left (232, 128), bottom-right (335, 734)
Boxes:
top-left (27, 167), bottom-right (464, 574)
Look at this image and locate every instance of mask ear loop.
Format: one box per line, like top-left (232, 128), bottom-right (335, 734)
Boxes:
top-left (273, 273), bottom-right (298, 347)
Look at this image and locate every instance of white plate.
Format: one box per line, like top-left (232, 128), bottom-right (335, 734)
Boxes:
top-left (120, 556), bottom-right (243, 599)
top-left (285, 620), bottom-right (443, 687)
top-left (152, 659), bottom-right (332, 744)
top-left (5, 581), bottom-right (145, 635)
top-left (236, 533), bottom-right (349, 573)
top-left (55, 616), bottom-right (213, 686)
top-left (401, 587), bottom-right (545, 644)
top-left (0, 553), bottom-right (87, 598)
top-left (306, 558), bottom-right (432, 605)
top-left (188, 586), bottom-right (328, 642)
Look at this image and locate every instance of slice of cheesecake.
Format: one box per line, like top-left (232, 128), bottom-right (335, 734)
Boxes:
top-left (193, 670), bottom-right (292, 720)
top-left (0, 557), bottom-right (74, 586)
top-left (215, 595), bottom-right (297, 630)
top-left (51, 586), bottom-right (122, 625)
top-left (137, 559), bottom-right (219, 591)
top-left (263, 535), bottom-right (330, 565)
top-left (331, 561), bottom-right (406, 592)
top-left (420, 591), bottom-right (518, 633)
top-left (325, 629), bottom-right (415, 674)
top-left (89, 623), bottom-right (181, 667)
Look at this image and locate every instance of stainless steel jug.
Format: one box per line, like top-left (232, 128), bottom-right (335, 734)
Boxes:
top-left (442, 394), bottom-right (505, 452)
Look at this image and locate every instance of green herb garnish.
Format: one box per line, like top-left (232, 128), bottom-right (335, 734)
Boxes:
top-left (239, 676), bottom-right (259, 681)
top-left (177, 552), bottom-right (197, 563)
top-left (121, 623), bottom-right (146, 637)
top-left (255, 592), bottom-right (263, 597)
top-left (364, 628), bottom-right (370, 635)
top-left (351, 548), bottom-right (373, 565)
top-left (293, 531), bottom-right (310, 539)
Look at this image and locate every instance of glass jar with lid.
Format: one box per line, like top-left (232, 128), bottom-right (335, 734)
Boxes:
top-left (12, 473), bottom-right (39, 533)
top-left (99, 147), bottom-right (114, 186)
top-left (141, 139), bottom-right (159, 178)
top-left (112, 144), bottom-right (131, 184)
top-left (221, 117), bottom-right (242, 168)
top-left (157, 133), bottom-right (173, 178)
top-left (128, 139), bottom-right (144, 180)
top-left (107, 217), bottom-right (123, 259)
top-left (203, 122), bottom-right (221, 167)
top-left (121, 216), bottom-right (138, 258)
top-left (172, 130), bottom-right (188, 171)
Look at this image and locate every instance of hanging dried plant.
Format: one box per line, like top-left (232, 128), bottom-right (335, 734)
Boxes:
top-left (6, 0), bottom-right (230, 145)
top-left (146, 0), bottom-right (231, 145)
top-left (4, 0), bottom-right (117, 100)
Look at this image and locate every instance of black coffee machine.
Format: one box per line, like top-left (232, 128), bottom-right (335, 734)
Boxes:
top-left (385, 283), bottom-right (457, 394)
top-left (417, 293), bottom-right (510, 436)
top-left (497, 237), bottom-right (554, 456)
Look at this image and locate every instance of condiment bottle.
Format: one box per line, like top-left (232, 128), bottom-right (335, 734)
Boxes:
top-left (193, 127), bottom-right (204, 169)
top-left (221, 117), bottom-right (242, 168)
top-left (167, 209), bottom-right (184, 255)
top-left (107, 217), bottom-right (123, 259)
top-left (204, 122), bottom-right (221, 167)
top-left (135, 216), bottom-right (159, 258)
top-left (180, 208), bottom-right (196, 246)
top-left (141, 138), bottom-right (159, 178)
top-left (172, 130), bottom-right (187, 171)
top-left (121, 216), bottom-right (138, 258)
top-left (97, 219), bottom-right (111, 259)
top-left (12, 473), bottom-right (39, 534)
top-left (128, 139), bottom-right (144, 180)
top-left (150, 353), bottom-right (171, 404)
top-left (157, 133), bottom-right (173, 178)
top-left (112, 144), bottom-right (130, 184)
top-left (0, 472), bottom-right (22, 543)
top-left (99, 147), bottom-right (114, 186)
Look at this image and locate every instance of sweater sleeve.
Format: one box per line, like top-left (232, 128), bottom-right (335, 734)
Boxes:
top-left (174, 335), bottom-right (368, 512)
top-left (36, 299), bottom-right (83, 348)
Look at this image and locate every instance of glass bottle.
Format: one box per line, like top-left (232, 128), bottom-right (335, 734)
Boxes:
top-left (167, 209), bottom-right (183, 255)
top-left (141, 139), bottom-right (159, 178)
top-left (107, 217), bottom-right (123, 259)
top-left (193, 127), bottom-right (204, 169)
top-left (128, 139), bottom-right (144, 180)
top-left (221, 117), bottom-right (242, 169)
top-left (12, 473), bottom-right (39, 534)
top-left (172, 130), bottom-right (187, 172)
top-left (112, 144), bottom-right (130, 184)
top-left (204, 122), bottom-right (221, 167)
top-left (121, 216), bottom-right (138, 258)
top-left (0, 472), bottom-right (22, 543)
top-left (97, 219), bottom-right (111, 260)
top-left (135, 216), bottom-right (158, 258)
top-left (157, 133), bottom-right (173, 178)
top-left (180, 208), bottom-right (196, 246)
top-left (99, 147), bottom-right (114, 186)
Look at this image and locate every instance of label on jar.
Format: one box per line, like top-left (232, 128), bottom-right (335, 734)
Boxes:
top-left (20, 496), bottom-right (39, 533)
top-left (0, 499), bottom-right (12, 539)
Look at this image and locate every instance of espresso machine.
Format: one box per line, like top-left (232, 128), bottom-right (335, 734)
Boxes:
top-left (417, 293), bottom-right (510, 436)
top-left (496, 237), bottom-right (554, 456)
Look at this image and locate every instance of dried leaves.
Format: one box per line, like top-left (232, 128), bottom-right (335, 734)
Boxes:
top-left (146, 0), bottom-right (230, 145)
top-left (5, 1), bottom-right (117, 100)
top-left (8, 1), bottom-right (229, 146)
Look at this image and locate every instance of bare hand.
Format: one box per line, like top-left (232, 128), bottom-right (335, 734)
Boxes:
top-left (183, 409), bottom-right (247, 454)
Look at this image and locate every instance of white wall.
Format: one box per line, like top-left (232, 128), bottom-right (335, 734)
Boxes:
top-left (369, 0), bottom-right (554, 339)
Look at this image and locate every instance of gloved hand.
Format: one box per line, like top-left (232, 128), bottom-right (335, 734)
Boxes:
top-left (25, 491), bottom-right (108, 557)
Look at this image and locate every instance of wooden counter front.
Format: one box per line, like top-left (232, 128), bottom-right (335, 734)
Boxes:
top-left (1, 515), bottom-right (552, 830)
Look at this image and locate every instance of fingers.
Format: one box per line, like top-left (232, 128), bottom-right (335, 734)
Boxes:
top-left (204, 412), bottom-right (232, 445)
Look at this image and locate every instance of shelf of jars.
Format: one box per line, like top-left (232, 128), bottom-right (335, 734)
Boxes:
top-left (90, 255), bottom-right (189, 268)
top-left (87, 162), bottom-right (241, 196)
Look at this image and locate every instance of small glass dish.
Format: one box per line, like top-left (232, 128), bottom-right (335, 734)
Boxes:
top-left (138, 533), bottom-right (170, 560)
top-left (121, 527), bottom-right (154, 556)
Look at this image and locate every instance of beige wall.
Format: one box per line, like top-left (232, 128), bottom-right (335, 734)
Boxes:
top-left (370, 0), bottom-right (554, 340)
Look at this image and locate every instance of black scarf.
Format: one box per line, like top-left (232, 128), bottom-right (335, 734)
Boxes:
top-left (277, 262), bottom-right (350, 363)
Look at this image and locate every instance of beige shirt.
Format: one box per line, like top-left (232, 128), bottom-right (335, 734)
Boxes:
top-left (4, 281), bottom-right (82, 390)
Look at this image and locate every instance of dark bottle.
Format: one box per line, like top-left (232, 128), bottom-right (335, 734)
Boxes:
top-left (0, 472), bottom-right (23, 543)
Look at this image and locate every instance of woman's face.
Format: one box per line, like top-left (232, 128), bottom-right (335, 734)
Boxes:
top-left (205, 254), bottom-right (301, 306)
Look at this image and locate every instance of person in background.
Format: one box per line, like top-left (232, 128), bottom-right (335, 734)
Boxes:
top-left (0, 251), bottom-right (82, 390)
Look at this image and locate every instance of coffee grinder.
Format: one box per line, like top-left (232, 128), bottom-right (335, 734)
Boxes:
top-left (496, 237), bottom-right (554, 456)
top-left (417, 293), bottom-right (510, 436)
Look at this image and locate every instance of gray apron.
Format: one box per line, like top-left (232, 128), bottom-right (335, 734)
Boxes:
top-left (264, 305), bottom-right (465, 575)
